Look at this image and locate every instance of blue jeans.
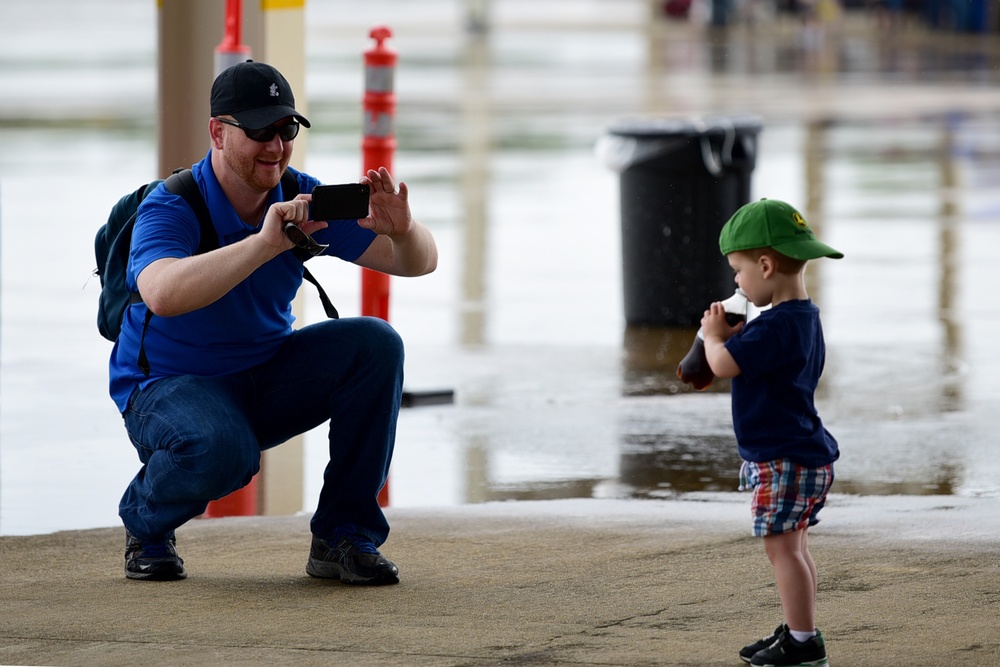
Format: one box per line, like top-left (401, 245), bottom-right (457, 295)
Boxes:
top-left (118, 317), bottom-right (403, 547)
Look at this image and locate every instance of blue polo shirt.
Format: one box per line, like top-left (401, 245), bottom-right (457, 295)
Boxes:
top-left (724, 299), bottom-right (839, 468)
top-left (109, 151), bottom-right (376, 412)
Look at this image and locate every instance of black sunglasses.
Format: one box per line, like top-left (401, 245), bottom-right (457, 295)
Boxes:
top-left (216, 117), bottom-right (300, 143)
top-left (283, 223), bottom-right (329, 257)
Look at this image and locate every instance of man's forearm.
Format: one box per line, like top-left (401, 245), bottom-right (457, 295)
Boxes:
top-left (136, 235), bottom-right (280, 317)
top-left (389, 222), bottom-right (438, 276)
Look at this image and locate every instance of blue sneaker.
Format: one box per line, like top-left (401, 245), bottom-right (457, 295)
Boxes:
top-left (306, 531), bottom-right (399, 585)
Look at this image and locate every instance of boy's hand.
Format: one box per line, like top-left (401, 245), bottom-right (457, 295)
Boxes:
top-left (701, 302), bottom-right (743, 342)
top-left (701, 302), bottom-right (744, 378)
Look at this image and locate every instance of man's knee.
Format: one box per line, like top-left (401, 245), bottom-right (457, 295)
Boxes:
top-left (180, 432), bottom-right (260, 499)
top-left (326, 316), bottom-right (404, 373)
top-left (362, 316), bottom-right (404, 364)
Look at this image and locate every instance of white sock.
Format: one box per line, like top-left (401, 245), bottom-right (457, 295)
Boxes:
top-left (789, 629), bottom-right (817, 643)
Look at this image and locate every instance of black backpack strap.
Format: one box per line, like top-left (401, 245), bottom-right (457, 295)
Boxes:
top-left (164, 169), bottom-right (218, 253)
top-left (302, 269), bottom-right (339, 319)
top-left (137, 308), bottom-right (154, 377)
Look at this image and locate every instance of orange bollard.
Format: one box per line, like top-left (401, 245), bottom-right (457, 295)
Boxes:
top-left (213, 0), bottom-right (251, 74)
top-left (203, 482), bottom-right (258, 518)
top-left (362, 26), bottom-right (398, 509)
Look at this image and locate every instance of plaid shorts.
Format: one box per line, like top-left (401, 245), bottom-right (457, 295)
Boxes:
top-left (740, 459), bottom-right (834, 537)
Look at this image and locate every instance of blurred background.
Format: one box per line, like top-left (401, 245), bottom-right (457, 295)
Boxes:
top-left (2, 0), bottom-right (1000, 536)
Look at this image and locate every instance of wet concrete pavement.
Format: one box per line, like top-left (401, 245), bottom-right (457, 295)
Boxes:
top-left (3, 1), bottom-right (1000, 534)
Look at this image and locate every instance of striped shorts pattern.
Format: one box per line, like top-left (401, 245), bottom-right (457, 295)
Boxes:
top-left (741, 459), bottom-right (834, 537)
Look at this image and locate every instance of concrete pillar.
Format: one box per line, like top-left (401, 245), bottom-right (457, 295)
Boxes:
top-left (157, 0), bottom-right (225, 178)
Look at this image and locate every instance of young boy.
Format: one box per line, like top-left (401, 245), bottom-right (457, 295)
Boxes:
top-left (701, 199), bottom-right (842, 667)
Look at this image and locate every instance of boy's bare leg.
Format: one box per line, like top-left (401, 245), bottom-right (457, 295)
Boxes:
top-left (801, 529), bottom-right (817, 601)
top-left (763, 528), bottom-right (816, 633)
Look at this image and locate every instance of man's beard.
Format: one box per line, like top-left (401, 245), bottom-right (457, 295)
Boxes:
top-left (225, 149), bottom-right (286, 193)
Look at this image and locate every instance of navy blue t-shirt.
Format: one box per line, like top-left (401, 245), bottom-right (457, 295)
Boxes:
top-left (723, 299), bottom-right (839, 468)
top-left (108, 151), bottom-right (377, 412)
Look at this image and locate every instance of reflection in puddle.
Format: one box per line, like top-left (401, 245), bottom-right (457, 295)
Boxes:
top-left (618, 432), bottom-right (744, 496)
top-left (425, 98), bottom-right (1000, 503)
top-left (622, 325), bottom-right (732, 397)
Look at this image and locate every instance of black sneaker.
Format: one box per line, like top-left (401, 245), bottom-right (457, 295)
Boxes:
top-left (306, 533), bottom-right (399, 585)
top-left (750, 629), bottom-right (828, 667)
top-left (124, 530), bottom-right (187, 581)
top-left (740, 624), bottom-right (786, 663)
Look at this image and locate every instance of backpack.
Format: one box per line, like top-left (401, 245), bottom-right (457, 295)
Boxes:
top-left (94, 168), bottom-right (338, 374)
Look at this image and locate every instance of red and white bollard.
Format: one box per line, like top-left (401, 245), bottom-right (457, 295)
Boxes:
top-left (361, 26), bottom-right (397, 325)
top-left (362, 27), bottom-right (398, 509)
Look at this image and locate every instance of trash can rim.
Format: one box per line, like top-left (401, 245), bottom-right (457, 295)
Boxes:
top-left (606, 114), bottom-right (764, 138)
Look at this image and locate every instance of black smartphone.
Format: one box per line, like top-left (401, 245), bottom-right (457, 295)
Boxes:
top-left (310, 183), bottom-right (370, 221)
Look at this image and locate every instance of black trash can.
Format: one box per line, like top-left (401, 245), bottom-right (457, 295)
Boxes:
top-left (600, 115), bottom-right (762, 327)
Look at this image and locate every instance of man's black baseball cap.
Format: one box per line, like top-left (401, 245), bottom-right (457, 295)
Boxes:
top-left (210, 60), bottom-right (311, 130)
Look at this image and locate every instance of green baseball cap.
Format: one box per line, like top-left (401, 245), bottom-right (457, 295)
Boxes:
top-left (719, 199), bottom-right (843, 260)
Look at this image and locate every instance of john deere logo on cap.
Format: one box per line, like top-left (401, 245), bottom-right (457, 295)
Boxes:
top-left (269, 83), bottom-right (279, 97)
top-left (792, 211), bottom-right (808, 228)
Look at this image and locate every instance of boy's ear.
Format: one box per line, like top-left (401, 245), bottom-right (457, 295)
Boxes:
top-left (757, 253), bottom-right (774, 278)
top-left (758, 252), bottom-right (776, 277)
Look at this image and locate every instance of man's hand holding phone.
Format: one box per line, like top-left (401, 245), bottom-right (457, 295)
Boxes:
top-left (280, 182), bottom-right (371, 256)
top-left (359, 167), bottom-right (415, 238)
